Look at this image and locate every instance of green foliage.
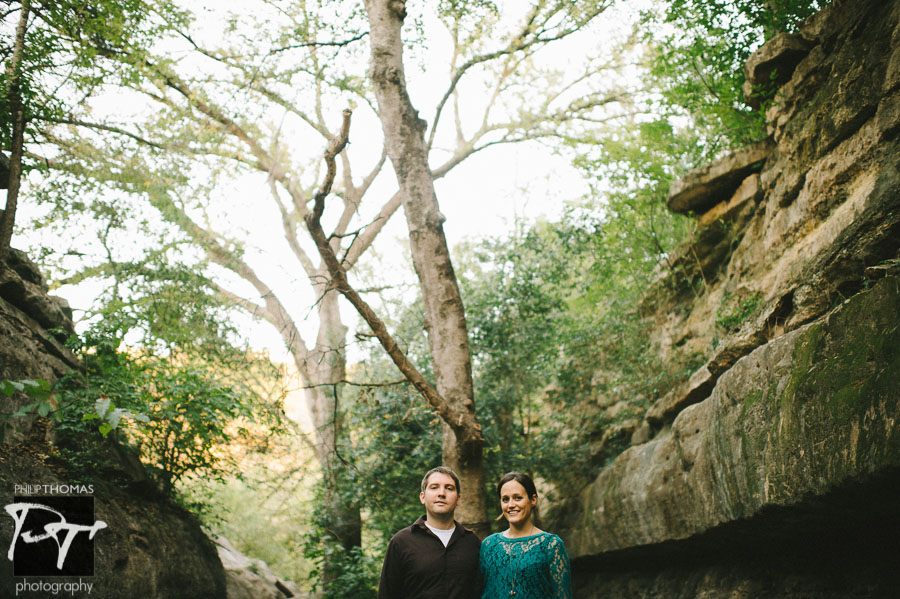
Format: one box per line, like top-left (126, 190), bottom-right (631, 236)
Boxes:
top-left (343, 378), bottom-right (442, 538)
top-left (1, 377), bottom-right (52, 408)
top-left (81, 395), bottom-right (150, 438)
top-left (299, 460), bottom-right (385, 599)
top-left (53, 329), bottom-right (281, 495)
top-left (291, 313), bottom-right (441, 596)
top-left (459, 226), bottom-right (584, 484)
top-left (460, 216), bottom-right (710, 487)
top-left (0, 378), bottom-right (55, 442)
top-left (644, 0), bottom-right (829, 152)
top-left (303, 541), bottom-right (379, 599)
top-left (87, 257), bottom-right (245, 358)
top-left (716, 291), bottom-right (763, 332)
top-left (179, 447), bottom-right (319, 589)
top-left (0, 1), bottom-right (189, 167)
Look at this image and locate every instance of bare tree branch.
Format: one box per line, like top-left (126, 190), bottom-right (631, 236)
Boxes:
top-left (358, 147), bottom-right (388, 198)
top-left (212, 283), bottom-right (266, 315)
top-left (270, 31), bottom-right (369, 54)
top-left (427, 3), bottom-right (607, 151)
top-left (342, 192), bottom-right (402, 268)
top-left (267, 176), bottom-right (317, 277)
top-left (304, 110), bottom-right (470, 435)
top-left (301, 377), bottom-right (408, 389)
top-left (45, 116), bottom-right (168, 150)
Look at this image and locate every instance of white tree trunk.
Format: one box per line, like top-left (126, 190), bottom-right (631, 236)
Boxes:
top-left (364, 0), bottom-right (488, 536)
top-left (301, 287), bottom-right (362, 550)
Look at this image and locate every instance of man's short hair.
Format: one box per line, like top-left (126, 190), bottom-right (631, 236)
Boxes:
top-left (421, 466), bottom-right (461, 494)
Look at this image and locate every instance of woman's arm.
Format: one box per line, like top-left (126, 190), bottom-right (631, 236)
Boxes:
top-left (547, 535), bottom-right (573, 599)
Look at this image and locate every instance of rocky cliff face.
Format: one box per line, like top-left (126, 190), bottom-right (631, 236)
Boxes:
top-left (553, 0), bottom-right (900, 596)
top-left (0, 251), bottom-right (227, 598)
top-left (1, 249), bottom-right (78, 443)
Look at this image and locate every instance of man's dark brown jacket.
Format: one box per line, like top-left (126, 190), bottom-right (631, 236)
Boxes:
top-left (377, 515), bottom-right (481, 599)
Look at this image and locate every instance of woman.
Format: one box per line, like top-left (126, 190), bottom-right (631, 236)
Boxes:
top-left (479, 472), bottom-right (573, 599)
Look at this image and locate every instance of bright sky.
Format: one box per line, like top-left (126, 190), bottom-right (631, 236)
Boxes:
top-left (12, 0), bottom-right (652, 375)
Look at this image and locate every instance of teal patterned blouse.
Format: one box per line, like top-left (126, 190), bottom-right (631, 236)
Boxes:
top-left (479, 531), bottom-right (573, 599)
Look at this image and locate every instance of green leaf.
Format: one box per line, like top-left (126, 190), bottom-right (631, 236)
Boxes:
top-left (98, 423), bottom-right (113, 438)
top-left (94, 397), bottom-right (112, 416)
top-left (12, 402), bottom-right (39, 418)
top-left (37, 402), bottom-right (51, 418)
top-left (107, 408), bottom-right (125, 429)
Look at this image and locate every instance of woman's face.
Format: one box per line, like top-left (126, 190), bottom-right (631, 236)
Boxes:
top-left (499, 480), bottom-right (537, 527)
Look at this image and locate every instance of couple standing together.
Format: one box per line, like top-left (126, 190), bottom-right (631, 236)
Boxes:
top-left (378, 467), bottom-right (573, 599)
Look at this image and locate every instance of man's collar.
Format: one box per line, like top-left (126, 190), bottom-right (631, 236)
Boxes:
top-left (414, 514), bottom-right (460, 532)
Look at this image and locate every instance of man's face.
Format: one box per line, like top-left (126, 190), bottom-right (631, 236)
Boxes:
top-left (419, 472), bottom-right (460, 519)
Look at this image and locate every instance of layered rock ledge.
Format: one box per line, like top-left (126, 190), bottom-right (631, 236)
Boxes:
top-left (559, 275), bottom-right (900, 557)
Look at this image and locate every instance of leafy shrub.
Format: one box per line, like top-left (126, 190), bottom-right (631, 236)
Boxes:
top-left (643, 0), bottom-right (830, 153)
top-left (52, 330), bottom-right (279, 495)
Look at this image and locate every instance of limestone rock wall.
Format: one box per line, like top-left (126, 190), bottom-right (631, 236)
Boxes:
top-left (642, 0), bottom-right (900, 432)
top-left (0, 251), bottom-right (228, 598)
top-left (1, 249), bottom-right (78, 443)
top-left (0, 443), bottom-right (228, 599)
top-left (556, 0), bottom-right (900, 596)
top-left (561, 276), bottom-right (900, 597)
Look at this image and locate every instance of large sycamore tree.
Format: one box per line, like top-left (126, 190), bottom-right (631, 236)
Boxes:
top-left (11, 0), bottom-right (631, 540)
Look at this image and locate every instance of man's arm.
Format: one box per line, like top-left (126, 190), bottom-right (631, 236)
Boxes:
top-left (378, 538), bottom-right (403, 599)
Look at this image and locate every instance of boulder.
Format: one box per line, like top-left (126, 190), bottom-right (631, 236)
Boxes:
top-left (213, 535), bottom-right (305, 599)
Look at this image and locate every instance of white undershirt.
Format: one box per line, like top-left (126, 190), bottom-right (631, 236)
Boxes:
top-left (425, 522), bottom-right (455, 547)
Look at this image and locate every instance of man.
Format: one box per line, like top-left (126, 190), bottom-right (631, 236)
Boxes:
top-left (378, 466), bottom-right (481, 599)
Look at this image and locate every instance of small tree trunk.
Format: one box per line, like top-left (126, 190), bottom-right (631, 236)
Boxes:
top-left (0, 0), bottom-right (30, 261)
top-left (304, 286), bottom-right (362, 552)
top-left (363, 0), bottom-right (489, 537)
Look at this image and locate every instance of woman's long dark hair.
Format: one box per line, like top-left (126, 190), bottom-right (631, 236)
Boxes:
top-left (496, 471), bottom-right (540, 525)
